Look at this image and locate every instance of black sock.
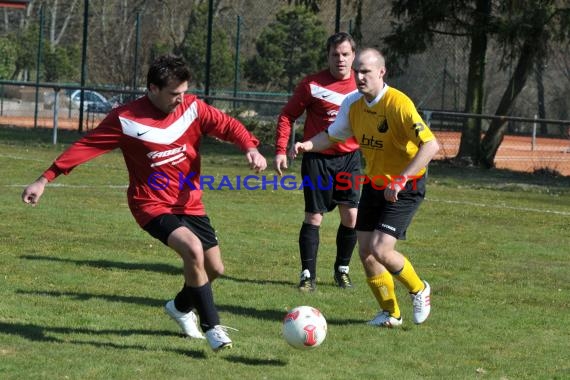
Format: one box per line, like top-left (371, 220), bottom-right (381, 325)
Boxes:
top-left (176, 283), bottom-right (219, 331)
top-left (299, 223), bottom-right (319, 278)
top-left (334, 223), bottom-right (356, 270)
top-left (174, 284), bottom-right (194, 313)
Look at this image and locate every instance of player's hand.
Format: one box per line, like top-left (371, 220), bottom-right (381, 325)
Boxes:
top-left (274, 154), bottom-right (288, 176)
top-left (246, 149), bottom-right (267, 173)
top-left (384, 176), bottom-right (407, 203)
top-left (22, 177), bottom-right (48, 206)
top-left (290, 141), bottom-right (312, 160)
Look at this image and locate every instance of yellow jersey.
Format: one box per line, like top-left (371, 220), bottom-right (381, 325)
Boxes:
top-left (327, 84), bottom-right (435, 183)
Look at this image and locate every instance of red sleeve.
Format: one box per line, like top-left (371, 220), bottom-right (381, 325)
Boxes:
top-left (275, 78), bottom-right (312, 155)
top-left (42, 114), bottom-right (123, 181)
top-left (197, 100), bottom-right (260, 151)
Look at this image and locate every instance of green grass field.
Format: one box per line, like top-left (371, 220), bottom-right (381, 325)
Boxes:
top-left (1, 126), bottom-right (569, 379)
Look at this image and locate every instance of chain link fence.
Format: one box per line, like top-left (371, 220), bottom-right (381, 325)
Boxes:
top-left (0, 0), bottom-right (569, 175)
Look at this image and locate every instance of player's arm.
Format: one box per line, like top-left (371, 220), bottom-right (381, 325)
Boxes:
top-left (385, 102), bottom-right (440, 202)
top-left (275, 79), bottom-right (311, 175)
top-left (200, 101), bottom-right (267, 173)
top-left (401, 139), bottom-right (440, 179)
top-left (400, 104), bottom-right (440, 179)
top-left (291, 131), bottom-right (334, 158)
top-left (245, 147), bottom-right (267, 173)
top-left (21, 175), bottom-right (48, 206)
top-left (21, 116), bottom-right (122, 206)
top-left (292, 93), bottom-right (354, 158)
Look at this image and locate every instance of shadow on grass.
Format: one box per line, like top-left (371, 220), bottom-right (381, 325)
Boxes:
top-left (0, 321), bottom-right (207, 358)
top-left (217, 304), bottom-right (363, 326)
top-left (221, 274), bottom-right (295, 287)
top-left (19, 256), bottom-right (300, 287)
top-left (16, 289), bottom-right (163, 308)
top-left (20, 254), bottom-right (180, 275)
top-left (16, 289), bottom-right (363, 326)
top-left (223, 355), bottom-right (287, 366)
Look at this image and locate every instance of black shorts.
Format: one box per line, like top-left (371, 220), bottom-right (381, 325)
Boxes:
top-left (143, 214), bottom-right (219, 249)
top-left (301, 151), bottom-right (361, 213)
top-left (355, 175), bottom-right (426, 239)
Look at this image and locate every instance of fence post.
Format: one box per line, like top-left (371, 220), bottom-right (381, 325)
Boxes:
top-left (531, 114), bottom-right (537, 151)
top-left (204, 0), bottom-right (213, 104)
top-left (52, 88), bottom-right (60, 145)
top-left (233, 15), bottom-right (241, 109)
top-left (78, 0), bottom-right (89, 132)
top-left (33, 4), bottom-right (44, 129)
top-left (423, 111), bottom-right (433, 127)
top-left (335, 0), bottom-right (341, 33)
top-left (132, 12), bottom-right (141, 94)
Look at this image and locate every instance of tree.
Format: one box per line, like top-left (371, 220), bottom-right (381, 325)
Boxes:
top-left (176, 3), bottom-right (234, 89)
top-left (384, 0), bottom-right (570, 169)
top-left (43, 43), bottom-right (80, 82)
top-left (480, 1), bottom-right (570, 167)
top-left (245, 5), bottom-right (327, 92)
top-left (0, 37), bottom-right (17, 79)
top-left (11, 25), bottom-right (37, 80)
top-left (384, 0), bottom-right (491, 166)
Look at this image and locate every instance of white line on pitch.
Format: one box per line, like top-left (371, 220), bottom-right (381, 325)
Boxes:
top-left (427, 197), bottom-right (570, 216)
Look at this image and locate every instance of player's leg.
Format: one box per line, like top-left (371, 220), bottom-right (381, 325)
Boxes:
top-left (298, 153), bottom-right (330, 291)
top-left (368, 230), bottom-right (429, 324)
top-left (356, 183), bottom-right (402, 327)
top-left (299, 211), bottom-right (322, 291)
top-left (332, 151), bottom-right (360, 288)
top-left (334, 204), bottom-right (357, 288)
top-left (359, 231), bottom-right (402, 327)
top-left (167, 217), bottom-right (233, 350)
top-left (143, 214), bottom-right (206, 340)
top-left (144, 214), bottom-right (232, 350)
top-left (374, 175), bottom-right (431, 324)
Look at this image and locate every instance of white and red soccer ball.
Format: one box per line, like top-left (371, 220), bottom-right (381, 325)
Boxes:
top-left (282, 306), bottom-right (327, 349)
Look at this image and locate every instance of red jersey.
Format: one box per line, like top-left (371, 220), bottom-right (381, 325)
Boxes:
top-left (275, 69), bottom-right (359, 155)
top-left (42, 94), bottom-right (260, 227)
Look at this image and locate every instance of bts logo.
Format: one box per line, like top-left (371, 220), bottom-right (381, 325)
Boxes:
top-left (360, 134), bottom-right (383, 149)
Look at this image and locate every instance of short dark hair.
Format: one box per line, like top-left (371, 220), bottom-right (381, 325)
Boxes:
top-left (326, 32), bottom-right (356, 54)
top-left (146, 54), bottom-right (191, 90)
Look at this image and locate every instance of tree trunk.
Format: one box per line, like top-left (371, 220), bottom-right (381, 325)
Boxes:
top-left (480, 39), bottom-right (538, 168)
top-left (456, 0), bottom-right (491, 166)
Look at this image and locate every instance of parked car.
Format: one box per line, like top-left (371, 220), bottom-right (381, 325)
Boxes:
top-left (108, 92), bottom-right (144, 108)
top-left (70, 90), bottom-right (112, 114)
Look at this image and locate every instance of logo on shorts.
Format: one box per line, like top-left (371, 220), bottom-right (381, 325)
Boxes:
top-left (381, 223), bottom-right (396, 232)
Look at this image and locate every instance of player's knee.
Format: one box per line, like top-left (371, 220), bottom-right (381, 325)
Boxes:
top-left (209, 262), bottom-right (225, 279)
top-left (370, 246), bottom-right (392, 264)
top-left (304, 212), bottom-right (323, 225)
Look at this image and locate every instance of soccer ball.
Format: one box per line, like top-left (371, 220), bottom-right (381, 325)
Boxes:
top-left (282, 306), bottom-right (327, 349)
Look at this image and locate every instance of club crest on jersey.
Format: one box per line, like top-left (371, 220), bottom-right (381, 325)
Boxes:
top-left (412, 122), bottom-right (426, 137)
top-left (377, 119), bottom-right (389, 133)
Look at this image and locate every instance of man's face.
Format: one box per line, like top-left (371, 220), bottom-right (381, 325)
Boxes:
top-left (328, 40), bottom-right (355, 80)
top-left (353, 51), bottom-right (386, 101)
top-left (148, 79), bottom-right (188, 114)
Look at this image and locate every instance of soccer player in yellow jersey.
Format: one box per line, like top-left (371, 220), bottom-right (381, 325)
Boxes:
top-left (293, 48), bottom-right (440, 327)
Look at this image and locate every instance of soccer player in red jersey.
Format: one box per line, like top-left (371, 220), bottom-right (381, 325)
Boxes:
top-left (274, 32), bottom-right (360, 292)
top-left (22, 54), bottom-right (267, 351)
